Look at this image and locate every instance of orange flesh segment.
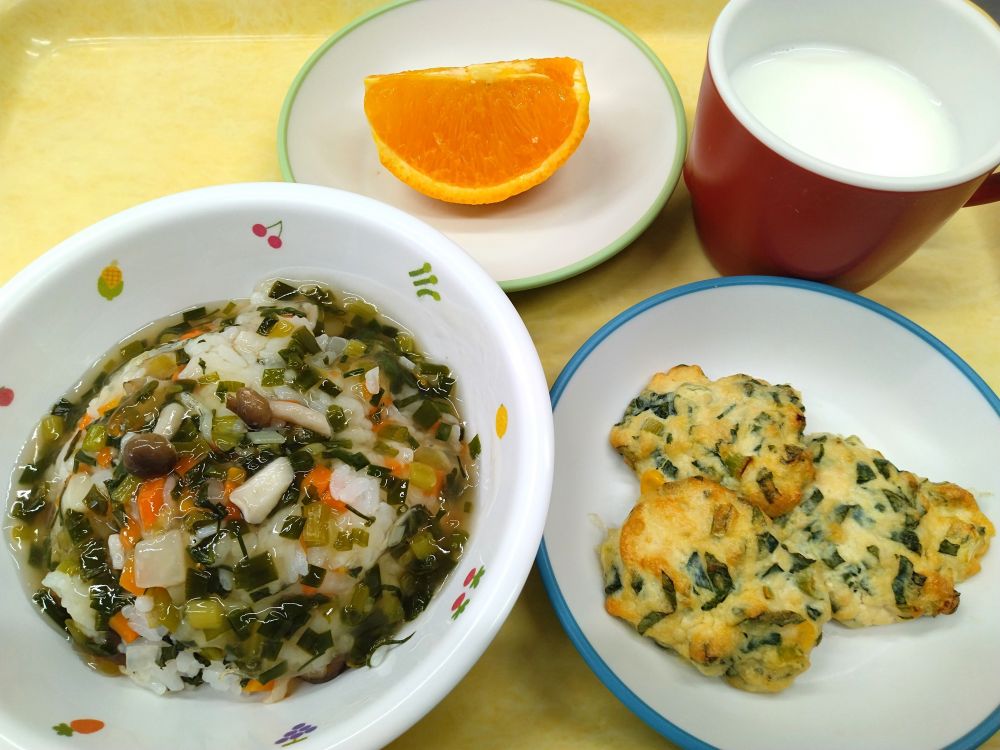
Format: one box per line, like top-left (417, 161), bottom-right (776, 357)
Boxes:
top-left (363, 57), bottom-right (589, 204)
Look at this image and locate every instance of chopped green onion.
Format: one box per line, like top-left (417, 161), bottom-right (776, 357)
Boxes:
top-left (261, 368), bottom-right (286, 387)
top-left (469, 434), bottom-right (482, 459)
top-left (82, 423), bottom-right (107, 453)
top-left (412, 401), bottom-right (440, 429)
top-left (302, 503), bottom-right (331, 547)
top-left (289, 449), bottom-right (315, 473)
top-left (197, 371), bottom-right (220, 384)
top-left (269, 280), bottom-right (298, 300)
top-left (292, 327), bottom-right (320, 355)
top-left (342, 367), bottom-right (365, 378)
top-left (297, 628), bottom-right (333, 656)
top-left (248, 430), bottom-right (286, 445)
top-left (327, 405), bottom-right (349, 433)
top-left (185, 597), bottom-right (227, 631)
top-left (279, 515), bottom-right (306, 539)
top-left (182, 306), bottom-right (207, 321)
top-left (119, 340), bottom-right (145, 361)
top-left (300, 565), bottom-right (326, 589)
top-left (233, 552), bottom-right (278, 591)
top-left (257, 660), bottom-right (288, 684)
top-left (318, 379), bottom-right (342, 397)
top-left (373, 441), bottom-right (398, 457)
top-left (435, 423), bottom-right (453, 442)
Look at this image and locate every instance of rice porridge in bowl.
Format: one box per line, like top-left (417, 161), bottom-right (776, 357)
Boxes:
top-left (0, 183), bottom-right (553, 749)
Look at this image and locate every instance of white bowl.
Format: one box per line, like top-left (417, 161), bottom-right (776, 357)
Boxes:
top-left (0, 183), bottom-right (553, 749)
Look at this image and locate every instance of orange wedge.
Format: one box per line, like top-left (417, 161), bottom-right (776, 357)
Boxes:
top-left (363, 57), bottom-right (589, 205)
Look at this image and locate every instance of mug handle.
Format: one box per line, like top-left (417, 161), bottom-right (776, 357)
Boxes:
top-left (965, 170), bottom-right (1000, 206)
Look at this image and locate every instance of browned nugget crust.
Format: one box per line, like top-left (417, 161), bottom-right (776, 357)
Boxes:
top-left (600, 477), bottom-right (831, 692)
top-left (610, 365), bottom-right (812, 517)
top-left (774, 434), bottom-right (994, 627)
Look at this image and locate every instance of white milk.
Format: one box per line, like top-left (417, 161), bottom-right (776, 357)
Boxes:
top-left (731, 46), bottom-right (962, 177)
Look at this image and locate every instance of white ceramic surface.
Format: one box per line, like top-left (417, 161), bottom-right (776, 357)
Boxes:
top-left (540, 278), bottom-right (1000, 750)
top-left (0, 183), bottom-right (553, 750)
top-left (279, 0), bottom-right (686, 291)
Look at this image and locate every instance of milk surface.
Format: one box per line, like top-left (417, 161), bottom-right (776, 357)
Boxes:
top-left (731, 46), bottom-right (961, 177)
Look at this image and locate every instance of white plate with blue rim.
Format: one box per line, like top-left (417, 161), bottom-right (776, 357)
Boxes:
top-left (538, 276), bottom-right (1000, 750)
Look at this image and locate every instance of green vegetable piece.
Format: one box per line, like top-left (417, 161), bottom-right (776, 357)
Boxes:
top-left (297, 628), bottom-right (333, 656)
top-left (789, 552), bottom-right (816, 573)
top-left (756, 469), bottom-right (779, 504)
top-left (10, 487), bottom-right (47, 520)
top-left (604, 567), bottom-right (622, 595)
top-left (637, 611), bottom-right (667, 635)
top-left (412, 400), bottom-right (440, 429)
top-left (750, 610), bottom-right (805, 627)
top-left (119, 340), bottom-right (145, 361)
top-left (261, 368), bottom-right (286, 387)
top-left (469, 434), bottom-right (482, 460)
top-left (757, 532), bottom-right (780, 555)
top-left (435, 423), bottom-right (453, 442)
top-left (327, 405), bottom-right (349, 433)
top-left (318, 379), bottom-right (342, 398)
top-left (661, 572), bottom-right (677, 612)
top-left (279, 515), bottom-right (306, 540)
top-left (701, 552), bottom-right (734, 611)
top-left (82, 423), bottom-right (108, 453)
top-left (269, 280), bottom-right (298, 300)
top-left (856, 463), bottom-right (876, 484)
top-left (233, 552), bottom-right (278, 591)
top-left (867, 544), bottom-right (881, 559)
top-left (257, 660), bottom-right (288, 684)
top-left (938, 539), bottom-right (960, 556)
top-left (873, 457), bottom-right (893, 480)
top-left (823, 549), bottom-right (846, 569)
top-left (292, 326), bottom-right (321, 355)
top-left (301, 564), bottom-right (327, 588)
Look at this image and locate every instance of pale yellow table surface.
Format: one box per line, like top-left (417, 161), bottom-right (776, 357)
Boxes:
top-left (1, 1), bottom-right (998, 748)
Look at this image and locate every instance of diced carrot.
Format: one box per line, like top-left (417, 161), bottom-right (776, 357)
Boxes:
top-left (300, 584), bottom-right (319, 596)
top-left (98, 398), bottom-right (120, 416)
top-left (178, 328), bottom-right (207, 341)
top-left (109, 611), bottom-right (140, 643)
top-left (244, 678), bottom-right (275, 693)
top-left (120, 516), bottom-right (141, 548)
top-left (223, 501), bottom-right (243, 522)
top-left (175, 454), bottom-right (200, 476)
top-left (384, 458), bottom-right (408, 478)
top-left (171, 364), bottom-right (186, 381)
top-left (76, 413), bottom-right (93, 431)
top-left (303, 465), bottom-right (346, 512)
top-left (137, 478), bottom-right (167, 531)
top-left (96, 447), bottom-right (113, 469)
top-left (119, 558), bottom-right (145, 596)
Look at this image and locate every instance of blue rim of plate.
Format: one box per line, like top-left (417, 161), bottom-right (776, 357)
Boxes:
top-left (536, 274), bottom-right (1000, 750)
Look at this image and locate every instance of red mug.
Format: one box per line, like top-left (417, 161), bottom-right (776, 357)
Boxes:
top-left (685, 0), bottom-right (1000, 291)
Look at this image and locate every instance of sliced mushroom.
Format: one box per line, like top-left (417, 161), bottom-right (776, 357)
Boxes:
top-left (121, 433), bottom-right (178, 478)
top-left (228, 456), bottom-right (294, 524)
top-left (227, 387), bottom-right (272, 429)
top-left (269, 400), bottom-right (332, 437)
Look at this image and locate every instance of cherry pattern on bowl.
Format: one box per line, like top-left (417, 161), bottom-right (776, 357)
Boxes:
top-left (252, 221), bottom-right (284, 249)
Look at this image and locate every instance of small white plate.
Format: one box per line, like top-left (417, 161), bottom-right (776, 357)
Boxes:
top-left (539, 277), bottom-right (1000, 750)
top-left (278, 0), bottom-right (686, 291)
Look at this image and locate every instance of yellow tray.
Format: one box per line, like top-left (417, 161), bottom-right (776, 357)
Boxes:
top-left (1, 1), bottom-right (998, 748)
